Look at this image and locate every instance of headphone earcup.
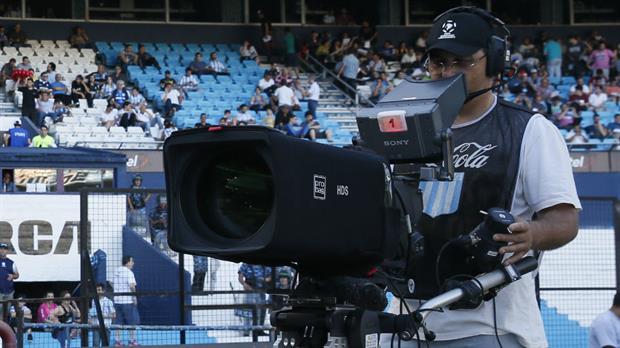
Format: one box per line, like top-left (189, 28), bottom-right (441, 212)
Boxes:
top-left (486, 35), bottom-right (507, 77)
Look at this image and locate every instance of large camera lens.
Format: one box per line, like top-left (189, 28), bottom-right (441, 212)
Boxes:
top-left (197, 149), bottom-right (274, 239)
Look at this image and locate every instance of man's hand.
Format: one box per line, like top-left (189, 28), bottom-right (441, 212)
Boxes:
top-left (493, 221), bottom-right (536, 266)
top-left (7, 274), bottom-right (13, 281)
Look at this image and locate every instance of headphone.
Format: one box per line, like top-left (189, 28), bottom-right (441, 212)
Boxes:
top-left (432, 6), bottom-right (511, 78)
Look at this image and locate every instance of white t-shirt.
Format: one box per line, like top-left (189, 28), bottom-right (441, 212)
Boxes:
top-left (386, 96), bottom-right (581, 348)
top-left (258, 78), bottom-right (274, 91)
top-left (274, 86), bottom-right (295, 106)
top-left (589, 310), bottom-right (620, 348)
top-left (236, 111), bottom-right (255, 123)
top-left (162, 89), bottom-right (181, 105)
top-left (136, 110), bottom-right (152, 123)
top-left (111, 266), bottom-right (137, 304)
top-left (307, 82), bottom-right (320, 101)
top-left (570, 84), bottom-right (590, 94)
top-left (100, 109), bottom-right (118, 123)
top-left (589, 93), bottom-right (608, 108)
top-left (37, 99), bottom-right (54, 113)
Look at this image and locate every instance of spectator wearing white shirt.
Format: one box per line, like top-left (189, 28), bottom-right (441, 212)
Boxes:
top-left (565, 124), bottom-right (590, 144)
top-left (179, 68), bottom-right (199, 96)
top-left (400, 47), bottom-right (417, 70)
top-left (136, 103), bottom-right (164, 134)
top-left (35, 91), bottom-right (58, 126)
top-left (258, 72), bottom-right (276, 96)
top-left (305, 74), bottom-right (320, 117)
top-left (89, 283), bottom-right (115, 347)
top-left (273, 82), bottom-right (296, 110)
top-left (240, 40), bottom-right (259, 63)
top-left (249, 87), bottom-right (268, 111)
top-left (588, 85), bottom-right (608, 111)
top-left (207, 52), bottom-right (229, 76)
top-left (111, 256), bottom-right (139, 346)
top-left (100, 103), bottom-right (119, 129)
top-left (234, 104), bottom-right (256, 125)
top-left (161, 82), bottom-right (182, 118)
top-left (163, 119), bottom-right (177, 140)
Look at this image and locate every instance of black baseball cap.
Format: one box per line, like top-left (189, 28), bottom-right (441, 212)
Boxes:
top-left (0, 243), bottom-right (8, 249)
top-left (426, 10), bottom-right (494, 57)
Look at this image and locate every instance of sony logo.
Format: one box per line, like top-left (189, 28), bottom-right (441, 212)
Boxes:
top-left (0, 220), bottom-right (83, 255)
top-left (384, 139), bottom-right (409, 146)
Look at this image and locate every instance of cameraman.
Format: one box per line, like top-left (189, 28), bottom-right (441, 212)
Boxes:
top-left (385, 7), bottom-right (580, 348)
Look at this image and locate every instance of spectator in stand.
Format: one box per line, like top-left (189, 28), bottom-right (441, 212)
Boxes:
top-left (249, 87), bottom-right (268, 111)
top-left (589, 85), bottom-right (608, 111)
top-left (234, 104), bottom-right (255, 125)
top-left (93, 64), bottom-right (109, 88)
top-left (70, 75), bottom-right (93, 107)
top-left (149, 195), bottom-right (171, 253)
top-left (69, 26), bottom-right (92, 49)
top-left (273, 82), bottom-right (296, 110)
top-left (508, 71), bottom-right (537, 98)
top-left (291, 79), bottom-right (306, 103)
top-left (607, 114), bottom-right (620, 140)
top-left (258, 72), bottom-right (276, 96)
top-left (237, 263), bottom-right (272, 336)
top-left (101, 76), bottom-right (115, 99)
top-left (194, 113), bottom-right (209, 128)
top-left (192, 256), bottom-right (208, 292)
top-left (163, 119), bottom-right (177, 140)
top-left (543, 36), bottom-right (562, 79)
top-left (110, 65), bottom-right (128, 83)
top-left (282, 27), bottom-right (297, 68)
top-left (396, 41), bottom-right (408, 61)
top-left (589, 41), bottom-right (615, 78)
top-left (569, 85), bottom-right (589, 109)
top-left (415, 31), bottom-right (428, 50)
top-left (3, 121), bottom-right (30, 147)
top-left (221, 109), bottom-right (233, 125)
top-left (536, 78), bottom-right (555, 100)
top-left (36, 91), bottom-right (58, 126)
top-left (50, 74), bottom-right (71, 106)
top-left (188, 52), bottom-right (208, 76)
top-left (335, 8), bottom-right (355, 25)
top-left (179, 68), bottom-right (199, 96)
top-left (86, 74), bottom-right (102, 99)
top-left (366, 53), bottom-right (386, 77)
top-left (34, 72), bottom-right (51, 92)
top-left (207, 52), bottom-right (229, 76)
top-left (16, 56), bottom-right (32, 71)
top-left (18, 77), bottom-right (37, 122)
top-left (100, 103), bottom-right (119, 129)
top-left (401, 48), bottom-right (417, 71)
top-left (566, 35), bottom-right (587, 78)
top-left (112, 256), bottom-right (139, 347)
top-left (554, 104), bottom-right (576, 129)
top-left (45, 63), bottom-right (58, 83)
top-left (518, 36), bottom-right (537, 59)
top-left (1, 58), bottom-right (16, 87)
top-left (590, 69), bottom-right (609, 89)
top-left (359, 20), bottom-right (378, 50)
top-left (380, 41), bottom-right (397, 62)
top-left (111, 80), bottom-right (130, 108)
top-left (128, 88), bottom-right (145, 109)
top-left (8, 24), bottom-right (28, 47)
top-left (136, 103), bottom-right (164, 134)
top-left (0, 26), bottom-right (9, 49)
top-left (161, 82), bottom-right (182, 118)
top-left (118, 44), bottom-right (138, 70)
top-left (118, 101), bottom-right (138, 130)
top-left (302, 111), bottom-right (333, 142)
top-left (159, 70), bottom-right (176, 91)
top-left (585, 113), bottom-right (609, 140)
top-left (9, 295), bottom-right (33, 339)
top-left (275, 68), bottom-right (294, 86)
top-left (275, 105), bottom-right (293, 129)
top-left (88, 283), bottom-right (115, 347)
top-left (570, 77), bottom-right (591, 95)
top-left (337, 48), bottom-right (360, 98)
top-left (531, 94), bottom-right (548, 114)
top-left (565, 124), bottom-right (589, 144)
top-left (285, 115), bottom-right (310, 138)
top-left (263, 107), bottom-right (275, 128)
top-left (48, 291), bottom-right (80, 348)
top-left (369, 72), bottom-right (394, 104)
top-left (137, 44), bottom-right (160, 70)
top-left (240, 40), bottom-right (259, 63)
top-left (305, 74), bottom-right (320, 117)
top-left (2, 173), bottom-right (15, 193)
top-left (37, 291), bottom-right (57, 323)
top-left (32, 126), bottom-right (56, 148)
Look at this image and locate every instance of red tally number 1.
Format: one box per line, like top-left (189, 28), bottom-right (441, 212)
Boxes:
top-left (377, 110), bottom-right (408, 133)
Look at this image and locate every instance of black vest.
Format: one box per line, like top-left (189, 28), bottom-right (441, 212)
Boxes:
top-left (413, 98), bottom-right (535, 299)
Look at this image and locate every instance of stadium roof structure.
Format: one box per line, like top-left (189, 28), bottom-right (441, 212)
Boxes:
top-left (0, 147), bottom-right (127, 169)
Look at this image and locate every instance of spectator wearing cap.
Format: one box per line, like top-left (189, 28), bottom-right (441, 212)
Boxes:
top-left (31, 126), bottom-right (56, 148)
top-left (2, 172), bottom-right (15, 193)
top-left (71, 75), bottom-right (93, 108)
top-left (159, 70), bottom-right (176, 91)
top-left (3, 121), bottom-right (30, 147)
top-left (188, 52), bottom-right (208, 76)
top-left (0, 242), bottom-right (19, 320)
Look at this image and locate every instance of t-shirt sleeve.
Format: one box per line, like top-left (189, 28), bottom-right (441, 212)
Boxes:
top-left (590, 315), bottom-right (618, 347)
top-left (129, 271), bottom-right (136, 286)
top-left (520, 114), bottom-right (582, 213)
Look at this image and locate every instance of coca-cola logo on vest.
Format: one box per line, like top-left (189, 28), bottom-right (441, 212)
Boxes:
top-left (453, 142), bottom-right (497, 169)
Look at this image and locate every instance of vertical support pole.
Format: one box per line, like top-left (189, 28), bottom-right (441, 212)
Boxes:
top-left (179, 253), bottom-right (186, 344)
